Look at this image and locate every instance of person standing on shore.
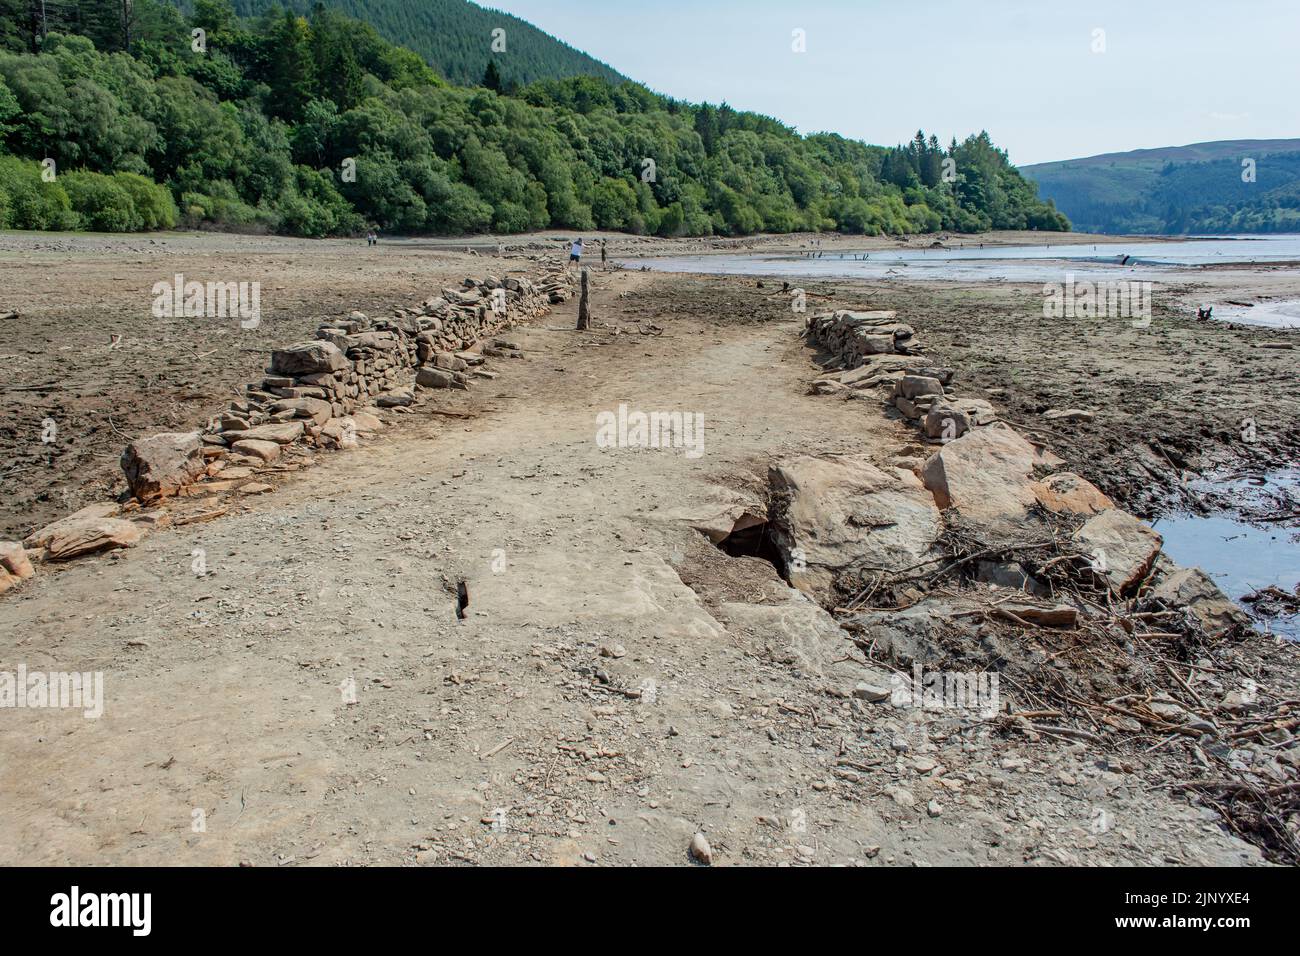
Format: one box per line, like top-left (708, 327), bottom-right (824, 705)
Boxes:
top-left (600, 239), bottom-right (607, 270)
top-left (569, 237), bottom-right (584, 269)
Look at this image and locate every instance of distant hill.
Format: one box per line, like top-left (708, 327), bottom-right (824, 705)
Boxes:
top-left (1021, 139), bottom-right (1300, 234)
top-left (205, 0), bottom-right (629, 87)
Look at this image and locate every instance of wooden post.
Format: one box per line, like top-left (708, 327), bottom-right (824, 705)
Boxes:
top-left (577, 268), bottom-right (590, 330)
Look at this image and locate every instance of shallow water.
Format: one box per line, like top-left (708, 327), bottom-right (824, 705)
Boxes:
top-left (1152, 472), bottom-right (1300, 640)
top-left (627, 233), bottom-right (1300, 292)
top-left (1212, 299), bottom-right (1300, 329)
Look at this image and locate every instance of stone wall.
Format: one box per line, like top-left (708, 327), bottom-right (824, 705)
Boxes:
top-left (2, 266), bottom-right (576, 585)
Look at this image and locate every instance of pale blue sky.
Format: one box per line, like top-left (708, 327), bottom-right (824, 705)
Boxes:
top-left (487, 0), bottom-right (1300, 166)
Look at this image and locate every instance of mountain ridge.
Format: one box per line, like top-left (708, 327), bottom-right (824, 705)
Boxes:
top-left (1021, 138), bottom-right (1300, 234)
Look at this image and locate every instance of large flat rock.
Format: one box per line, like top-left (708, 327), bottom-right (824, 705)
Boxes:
top-left (769, 454), bottom-right (940, 605)
top-left (40, 516), bottom-right (145, 561)
top-left (920, 425), bottom-right (1060, 525)
top-left (1151, 566), bottom-right (1250, 637)
top-left (1073, 508), bottom-right (1162, 594)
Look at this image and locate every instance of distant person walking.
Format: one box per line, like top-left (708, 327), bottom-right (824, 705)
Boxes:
top-left (600, 239), bottom-right (607, 269)
top-left (568, 237), bottom-right (584, 269)
top-left (366, 229), bottom-right (378, 247)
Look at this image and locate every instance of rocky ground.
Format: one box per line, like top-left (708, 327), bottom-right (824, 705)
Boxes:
top-left (0, 231), bottom-right (1296, 866)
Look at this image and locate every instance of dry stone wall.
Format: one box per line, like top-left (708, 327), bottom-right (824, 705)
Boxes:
top-left (2, 267), bottom-right (576, 589)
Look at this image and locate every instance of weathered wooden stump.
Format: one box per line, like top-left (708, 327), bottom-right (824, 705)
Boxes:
top-left (576, 268), bottom-right (590, 330)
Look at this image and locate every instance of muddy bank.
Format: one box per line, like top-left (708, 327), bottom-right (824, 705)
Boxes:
top-left (761, 280), bottom-right (1300, 524)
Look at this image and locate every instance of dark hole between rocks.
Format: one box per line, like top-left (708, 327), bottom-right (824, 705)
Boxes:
top-left (456, 580), bottom-right (469, 620)
top-left (711, 516), bottom-right (790, 583)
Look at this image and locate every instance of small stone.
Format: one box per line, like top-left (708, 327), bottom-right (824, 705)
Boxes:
top-left (689, 832), bottom-right (713, 865)
top-left (926, 800), bottom-right (943, 817)
top-left (853, 681), bottom-right (891, 702)
top-left (888, 787), bottom-right (917, 807)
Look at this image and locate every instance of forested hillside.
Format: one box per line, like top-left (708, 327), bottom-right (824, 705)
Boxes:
top-left (219, 0), bottom-right (627, 88)
top-left (1023, 140), bottom-right (1300, 234)
top-left (0, 0), bottom-right (1069, 237)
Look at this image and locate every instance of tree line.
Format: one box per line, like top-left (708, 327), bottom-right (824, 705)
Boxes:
top-left (0, 0), bottom-right (1070, 237)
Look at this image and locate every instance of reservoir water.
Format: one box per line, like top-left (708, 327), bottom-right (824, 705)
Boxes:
top-left (630, 234), bottom-right (1300, 326)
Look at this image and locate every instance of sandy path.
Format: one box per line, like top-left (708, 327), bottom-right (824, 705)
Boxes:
top-left (0, 267), bottom-right (1265, 866)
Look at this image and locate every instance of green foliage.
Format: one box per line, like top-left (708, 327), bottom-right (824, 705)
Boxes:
top-left (55, 167), bottom-right (176, 231)
top-left (61, 168), bottom-right (139, 230)
top-left (0, 69), bottom-right (18, 138)
top-left (108, 169), bottom-right (178, 227)
top-left (0, 1), bottom-right (1068, 237)
top-left (220, 0), bottom-right (627, 88)
top-left (0, 154), bottom-right (77, 228)
top-left (1024, 140), bottom-right (1300, 234)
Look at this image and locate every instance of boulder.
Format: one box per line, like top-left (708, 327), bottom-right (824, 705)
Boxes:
top-left (268, 397), bottom-right (332, 426)
top-left (0, 541), bottom-right (35, 579)
top-left (1073, 509), bottom-right (1162, 594)
top-left (270, 341), bottom-right (347, 376)
top-left (120, 431), bottom-right (206, 501)
top-left (894, 375), bottom-right (944, 400)
top-left (226, 422), bottom-right (304, 445)
top-left (416, 367), bottom-right (459, 389)
top-left (947, 397), bottom-right (997, 426)
top-left (1031, 472), bottom-right (1114, 515)
top-left (24, 503), bottom-right (121, 549)
top-left (1151, 566), bottom-right (1250, 637)
top-left (920, 425), bottom-right (1045, 524)
top-left (320, 418), bottom-right (359, 450)
top-left (924, 406), bottom-right (971, 441)
top-left (432, 352), bottom-right (469, 372)
top-left (351, 410), bottom-right (384, 433)
top-left (230, 438), bottom-right (281, 463)
top-left (0, 541), bottom-right (36, 595)
top-left (769, 455), bottom-right (940, 604)
top-left (41, 516), bottom-right (145, 560)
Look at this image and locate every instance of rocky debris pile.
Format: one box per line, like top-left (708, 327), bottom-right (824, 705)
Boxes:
top-left (2, 268), bottom-right (575, 598)
top-left (795, 307), bottom-right (1294, 861)
top-left (800, 304), bottom-right (1245, 632)
top-left (805, 309), bottom-right (924, 367)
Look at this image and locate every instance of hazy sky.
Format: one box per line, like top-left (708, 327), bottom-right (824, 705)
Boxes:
top-left (487, 0), bottom-right (1300, 166)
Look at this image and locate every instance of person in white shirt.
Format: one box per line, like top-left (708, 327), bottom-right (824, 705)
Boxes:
top-left (568, 238), bottom-right (584, 268)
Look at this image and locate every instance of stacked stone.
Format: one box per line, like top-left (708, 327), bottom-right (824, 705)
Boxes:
top-left (103, 266), bottom-right (577, 506)
top-left (806, 309), bottom-right (923, 366)
top-left (315, 312), bottom-right (420, 408)
top-left (805, 307), bottom-right (992, 441)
